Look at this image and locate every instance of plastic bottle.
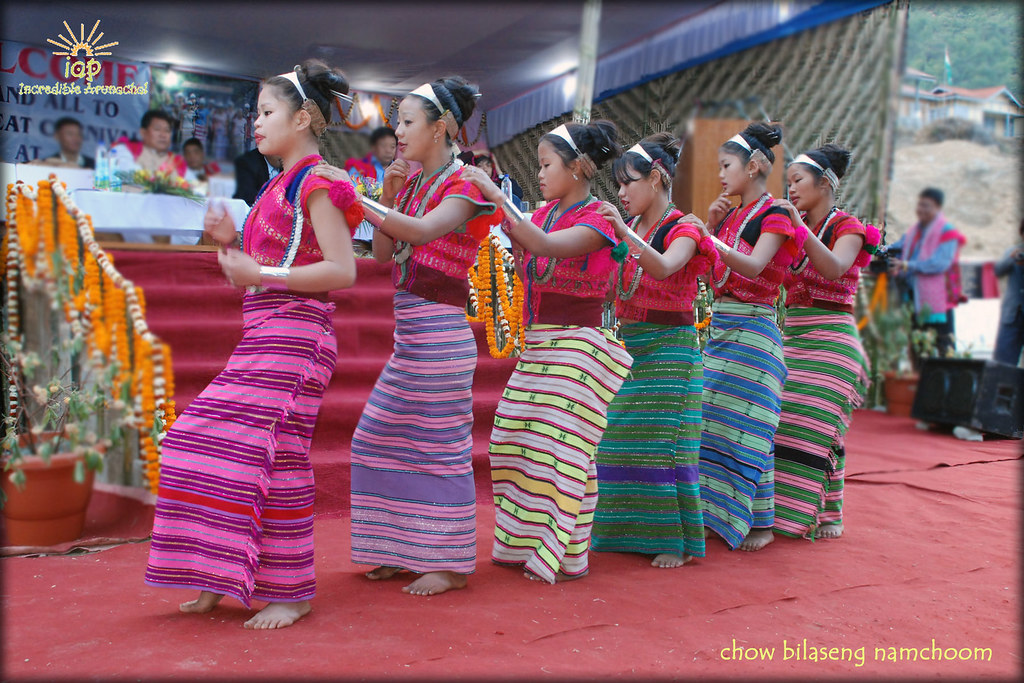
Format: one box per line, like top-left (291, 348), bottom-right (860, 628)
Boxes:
top-left (108, 146), bottom-right (121, 192)
top-left (94, 143), bottom-right (109, 191)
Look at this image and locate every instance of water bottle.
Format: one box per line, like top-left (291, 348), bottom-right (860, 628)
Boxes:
top-left (94, 143), bottom-right (109, 191)
top-left (500, 174), bottom-right (513, 202)
top-left (108, 147), bottom-right (121, 192)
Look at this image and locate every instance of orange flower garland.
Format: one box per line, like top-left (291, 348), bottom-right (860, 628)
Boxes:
top-left (6, 175), bottom-right (177, 494)
top-left (467, 234), bottom-right (524, 359)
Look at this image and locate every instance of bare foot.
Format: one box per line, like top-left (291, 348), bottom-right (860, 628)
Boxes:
top-left (817, 523), bottom-right (843, 539)
top-left (703, 527), bottom-right (712, 539)
top-left (739, 529), bottom-right (774, 552)
top-left (179, 591), bottom-right (223, 614)
top-left (651, 553), bottom-right (692, 568)
top-left (243, 601), bottom-right (311, 629)
top-left (365, 566), bottom-right (402, 581)
top-left (401, 571), bottom-right (467, 596)
top-left (523, 568), bottom-right (589, 583)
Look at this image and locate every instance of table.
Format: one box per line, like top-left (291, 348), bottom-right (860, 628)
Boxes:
top-left (70, 190), bottom-right (250, 245)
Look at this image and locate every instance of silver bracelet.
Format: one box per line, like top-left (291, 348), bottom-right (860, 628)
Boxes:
top-left (502, 196), bottom-right (526, 227)
top-left (625, 229), bottom-right (647, 254)
top-left (259, 265), bottom-right (290, 290)
top-left (710, 235), bottom-right (732, 256)
top-left (361, 196), bottom-right (391, 228)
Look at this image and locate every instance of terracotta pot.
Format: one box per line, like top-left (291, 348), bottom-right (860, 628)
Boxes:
top-left (883, 371), bottom-right (919, 418)
top-left (2, 452), bottom-right (94, 547)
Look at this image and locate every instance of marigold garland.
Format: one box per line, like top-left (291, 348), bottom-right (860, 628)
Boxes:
top-left (4, 175), bottom-right (176, 494)
top-left (467, 234), bottom-right (524, 358)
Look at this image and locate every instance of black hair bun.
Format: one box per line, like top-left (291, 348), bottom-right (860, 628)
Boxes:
top-left (816, 143), bottom-right (851, 180)
top-left (299, 59), bottom-right (349, 119)
top-left (575, 119), bottom-right (622, 167)
top-left (435, 75), bottom-right (480, 127)
top-left (742, 122), bottom-right (783, 163)
top-left (644, 131), bottom-right (681, 162)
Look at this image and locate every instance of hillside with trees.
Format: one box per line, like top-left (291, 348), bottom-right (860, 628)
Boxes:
top-left (906, 1), bottom-right (1022, 96)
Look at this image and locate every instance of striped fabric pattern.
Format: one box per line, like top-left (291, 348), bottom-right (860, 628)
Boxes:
top-left (698, 301), bottom-right (787, 550)
top-left (774, 307), bottom-right (869, 539)
top-left (489, 325), bottom-right (633, 583)
top-left (593, 323), bottom-right (705, 558)
top-left (145, 293), bottom-right (337, 607)
top-left (350, 291), bottom-right (478, 574)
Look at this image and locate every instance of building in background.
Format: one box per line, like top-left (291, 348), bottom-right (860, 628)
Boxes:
top-left (899, 68), bottom-right (1022, 137)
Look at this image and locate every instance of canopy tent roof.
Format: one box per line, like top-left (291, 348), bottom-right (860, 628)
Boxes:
top-left (3, 0), bottom-right (887, 146)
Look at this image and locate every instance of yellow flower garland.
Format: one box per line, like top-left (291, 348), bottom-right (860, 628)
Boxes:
top-left (467, 234), bottom-right (524, 358)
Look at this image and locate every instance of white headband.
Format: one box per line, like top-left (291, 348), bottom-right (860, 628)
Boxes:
top-left (548, 123), bottom-right (581, 156)
top-left (626, 143), bottom-right (652, 163)
top-left (277, 67), bottom-right (352, 103)
top-left (279, 70), bottom-right (308, 101)
top-left (793, 153), bottom-right (840, 191)
top-left (727, 133), bottom-right (752, 152)
top-left (409, 83), bottom-right (444, 113)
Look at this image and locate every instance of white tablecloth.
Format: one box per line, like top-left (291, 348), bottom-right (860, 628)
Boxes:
top-left (69, 190), bottom-right (250, 244)
top-left (0, 163), bottom-right (96, 221)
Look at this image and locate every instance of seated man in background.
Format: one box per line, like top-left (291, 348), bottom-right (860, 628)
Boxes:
top-left (34, 117), bottom-right (95, 168)
top-left (112, 110), bottom-right (187, 178)
top-left (232, 147), bottom-right (282, 206)
top-left (182, 137), bottom-right (222, 195)
top-left (344, 126), bottom-right (397, 249)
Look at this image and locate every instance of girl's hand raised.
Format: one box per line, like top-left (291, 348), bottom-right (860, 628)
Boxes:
top-left (771, 198), bottom-right (807, 231)
top-left (204, 199), bottom-right (237, 249)
top-left (707, 192), bottom-right (732, 230)
top-left (382, 159), bottom-right (410, 204)
top-left (459, 164), bottom-right (504, 204)
top-left (678, 212), bottom-right (711, 240)
top-left (312, 161), bottom-right (353, 186)
top-left (596, 201), bottom-right (629, 239)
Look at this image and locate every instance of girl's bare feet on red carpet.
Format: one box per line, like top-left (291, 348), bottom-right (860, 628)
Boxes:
top-left (523, 569), bottom-right (589, 583)
top-left (739, 529), bottom-right (774, 551)
top-left (365, 566), bottom-right (402, 580)
top-left (817, 523), bottom-right (843, 539)
top-left (651, 553), bottom-right (692, 568)
top-left (402, 571), bottom-right (467, 596)
top-left (179, 591), bottom-right (223, 614)
top-left (243, 601), bottom-right (311, 629)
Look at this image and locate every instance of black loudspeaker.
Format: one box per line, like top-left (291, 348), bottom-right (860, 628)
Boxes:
top-left (911, 358), bottom-right (1024, 438)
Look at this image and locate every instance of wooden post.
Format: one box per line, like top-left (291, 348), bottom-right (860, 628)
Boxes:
top-left (572, 0), bottom-right (602, 125)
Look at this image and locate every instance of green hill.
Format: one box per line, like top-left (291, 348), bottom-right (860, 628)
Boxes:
top-left (906, 1), bottom-right (1022, 97)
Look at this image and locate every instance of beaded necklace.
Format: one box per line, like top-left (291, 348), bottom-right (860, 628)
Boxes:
top-left (616, 202), bottom-right (676, 300)
top-left (790, 205), bottom-right (839, 274)
top-left (527, 194), bottom-right (594, 284)
top-left (393, 157), bottom-right (458, 264)
top-left (712, 192), bottom-right (771, 289)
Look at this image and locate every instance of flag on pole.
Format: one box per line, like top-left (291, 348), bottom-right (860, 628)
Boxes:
top-left (944, 46), bottom-right (953, 86)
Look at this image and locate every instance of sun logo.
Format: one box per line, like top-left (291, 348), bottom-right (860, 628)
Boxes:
top-left (47, 20), bottom-right (118, 84)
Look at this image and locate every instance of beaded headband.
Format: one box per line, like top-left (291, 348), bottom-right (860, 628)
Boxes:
top-left (409, 82), bottom-right (459, 140)
top-left (792, 153), bottom-right (840, 192)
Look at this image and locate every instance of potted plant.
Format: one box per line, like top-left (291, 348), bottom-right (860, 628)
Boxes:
top-left (861, 301), bottom-right (936, 416)
top-left (0, 320), bottom-right (125, 546)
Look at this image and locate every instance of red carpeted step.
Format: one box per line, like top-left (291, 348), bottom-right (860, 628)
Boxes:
top-left (111, 249), bottom-right (517, 512)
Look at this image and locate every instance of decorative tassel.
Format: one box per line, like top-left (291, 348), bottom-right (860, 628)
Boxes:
top-left (610, 240), bottom-right (630, 263)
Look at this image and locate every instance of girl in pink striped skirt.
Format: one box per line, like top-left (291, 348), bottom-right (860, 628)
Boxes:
top-left (145, 60), bottom-right (357, 629)
top-left (342, 76), bottom-right (498, 597)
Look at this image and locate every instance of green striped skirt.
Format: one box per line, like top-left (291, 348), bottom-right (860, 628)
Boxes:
top-left (593, 323), bottom-right (705, 558)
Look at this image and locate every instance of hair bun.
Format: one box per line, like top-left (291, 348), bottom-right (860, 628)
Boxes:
top-left (816, 143), bottom-right (851, 180)
top-left (644, 131), bottom-right (681, 162)
top-left (740, 121), bottom-right (783, 163)
top-left (573, 119), bottom-right (622, 167)
top-left (296, 59), bottom-right (348, 121)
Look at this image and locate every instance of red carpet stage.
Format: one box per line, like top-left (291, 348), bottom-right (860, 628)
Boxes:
top-left (2, 251), bottom-right (1020, 680)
